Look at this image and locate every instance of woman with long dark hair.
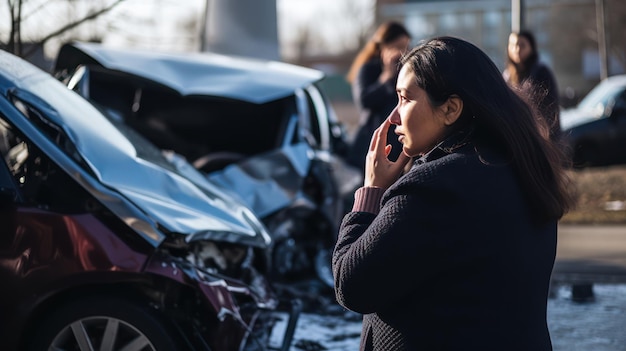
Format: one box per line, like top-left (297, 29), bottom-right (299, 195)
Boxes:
top-left (346, 21), bottom-right (411, 171)
top-left (503, 30), bottom-right (561, 141)
top-left (333, 36), bottom-right (573, 351)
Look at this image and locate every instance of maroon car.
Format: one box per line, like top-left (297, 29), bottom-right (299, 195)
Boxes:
top-left (0, 48), bottom-right (298, 349)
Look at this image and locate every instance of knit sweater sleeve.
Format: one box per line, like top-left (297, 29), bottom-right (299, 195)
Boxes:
top-left (352, 186), bottom-right (386, 214)
top-left (332, 164), bottom-right (450, 313)
top-left (332, 149), bottom-right (495, 314)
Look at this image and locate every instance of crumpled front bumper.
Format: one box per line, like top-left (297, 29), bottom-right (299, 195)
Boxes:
top-left (242, 299), bottom-right (302, 351)
top-left (145, 254), bottom-right (300, 350)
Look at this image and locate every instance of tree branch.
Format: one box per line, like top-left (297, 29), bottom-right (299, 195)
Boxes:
top-left (22, 0), bottom-right (126, 57)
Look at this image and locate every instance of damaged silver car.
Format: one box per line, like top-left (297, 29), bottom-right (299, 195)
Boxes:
top-left (54, 42), bottom-right (362, 290)
top-left (0, 49), bottom-right (298, 350)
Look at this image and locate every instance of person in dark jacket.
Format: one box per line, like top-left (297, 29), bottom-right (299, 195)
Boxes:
top-left (346, 21), bottom-right (411, 171)
top-left (503, 30), bottom-right (561, 142)
top-left (332, 36), bottom-right (574, 351)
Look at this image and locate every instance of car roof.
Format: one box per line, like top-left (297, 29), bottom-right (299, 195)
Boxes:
top-left (597, 75), bottom-right (626, 90)
top-left (604, 74), bottom-right (626, 84)
top-left (55, 42), bottom-right (325, 104)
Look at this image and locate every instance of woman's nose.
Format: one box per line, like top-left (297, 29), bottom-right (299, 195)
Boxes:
top-left (388, 106), bottom-right (400, 125)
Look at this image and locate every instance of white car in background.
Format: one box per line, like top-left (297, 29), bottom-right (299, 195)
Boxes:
top-left (560, 75), bottom-right (626, 168)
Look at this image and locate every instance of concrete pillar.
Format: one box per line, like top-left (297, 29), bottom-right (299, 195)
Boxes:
top-left (201, 0), bottom-right (280, 61)
top-left (511, 0), bottom-right (524, 32)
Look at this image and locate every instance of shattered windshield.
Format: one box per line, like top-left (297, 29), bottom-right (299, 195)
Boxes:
top-left (92, 103), bottom-right (178, 173)
top-left (9, 88), bottom-right (179, 177)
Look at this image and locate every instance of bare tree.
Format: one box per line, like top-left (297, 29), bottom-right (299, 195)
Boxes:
top-left (338, 0), bottom-right (376, 52)
top-left (6, 0), bottom-right (23, 55)
top-left (284, 0), bottom-right (375, 61)
top-left (293, 25), bottom-right (312, 61)
top-left (3, 0), bottom-right (125, 59)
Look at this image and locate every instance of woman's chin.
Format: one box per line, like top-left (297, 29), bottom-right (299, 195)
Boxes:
top-left (402, 148), bottom-right (417, 158)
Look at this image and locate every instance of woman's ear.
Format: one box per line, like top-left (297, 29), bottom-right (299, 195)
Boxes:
top-left (442, 95), bottom-right (463, 126)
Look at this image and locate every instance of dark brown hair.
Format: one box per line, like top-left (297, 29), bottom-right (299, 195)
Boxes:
top-left (506, 30), bottom-right (539, 85)
top-left (346, 21), bottom-right (411, 83)
top-left (401, 36), bottom-right (573, 222)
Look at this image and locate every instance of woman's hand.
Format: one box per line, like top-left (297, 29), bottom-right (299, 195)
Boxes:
top-left (378, 49), bottom-right (401, 83)
top-left (364, 119), bottom-right (411, 189)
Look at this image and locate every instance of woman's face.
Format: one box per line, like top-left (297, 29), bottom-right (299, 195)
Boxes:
top-left (508, 34), bottom-right (532, 65)
top-left (389, 65), bottom-right (450, 158)
top-left (380, 35), bottom-right (411, 66)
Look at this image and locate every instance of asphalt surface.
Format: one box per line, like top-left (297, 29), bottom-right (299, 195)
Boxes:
top-left (288, 224), bottom-right (626, 351)
top-left (553, 224), bottom-right (626, 284)
top-left (291, 284), bottom-right (626, 351)
top-left (549, 224), bottom-right (626, 351)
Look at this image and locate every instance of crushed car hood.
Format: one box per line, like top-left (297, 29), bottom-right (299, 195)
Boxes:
top-left (55, 41), bottom-right (324, 104)
top-left (207, 143), bottom-right (312, 218)
top-left (0, 49), bottom-right (270, 248)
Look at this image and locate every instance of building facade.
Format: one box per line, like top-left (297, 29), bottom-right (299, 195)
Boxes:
top-left (378, 0), bottom-right (626, 105)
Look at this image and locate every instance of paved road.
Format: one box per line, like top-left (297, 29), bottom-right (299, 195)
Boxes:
top-left (291, 283), bottom-right (626, 351)
top-left (554, 224), bottom-right (626, 283)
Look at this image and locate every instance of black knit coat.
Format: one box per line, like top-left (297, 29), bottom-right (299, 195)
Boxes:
top-left (333, 139), bottom-right (557, 351)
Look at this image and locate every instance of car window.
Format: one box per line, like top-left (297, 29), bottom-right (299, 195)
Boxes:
top-left (89, 103), bottom-right (179, 174)
top-left (578, 82), bottom-right (624, 114)
top-left (294, 88), bottom-right (322, 149)
top-left (613, 89), bottom-right (626, 113)
top-left (304, 89), bottom-right (323, 148)
top-left (11, 84), bottom-right (185, 178)
top-left (82, 68), bottom-right (297, 162)
top-left (306, 83), bottom-right (349, 156)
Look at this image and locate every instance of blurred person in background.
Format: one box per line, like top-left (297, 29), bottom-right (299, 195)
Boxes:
top-left (333, 36), bottom-right (573, 351)
top-left (345, 21), bottom-right (411, 172)
top-left (503, 30), bottom-right (561, 142)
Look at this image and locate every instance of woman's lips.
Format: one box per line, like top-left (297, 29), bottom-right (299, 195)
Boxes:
top-left (396, 132), bottom-right (404, 143)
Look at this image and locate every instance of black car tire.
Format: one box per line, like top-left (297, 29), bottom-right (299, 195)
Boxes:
top-left (27, 296), bottom-right (184, 351)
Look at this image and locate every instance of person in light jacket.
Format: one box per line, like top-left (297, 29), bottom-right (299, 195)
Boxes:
top-left (332, 36), bottom-right (574, 351)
